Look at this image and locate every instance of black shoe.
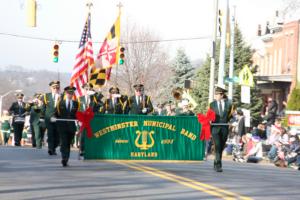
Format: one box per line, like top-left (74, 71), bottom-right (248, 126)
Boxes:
top-left (213, 161), bottom-right (217, 170)
top-left (215, 167), bottom-right (223, 172)
top-left (61, 159), bottom-right (68, 167)
top-left (48, 150), bottom-right (53, 155)
top-left (79, 151), bottom-right (84, 156)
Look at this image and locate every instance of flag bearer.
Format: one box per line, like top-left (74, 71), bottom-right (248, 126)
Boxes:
top-left (56, 86), bottom-right (79, 167)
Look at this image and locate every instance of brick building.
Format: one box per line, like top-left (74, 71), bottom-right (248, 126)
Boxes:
top-left (252, 19), bottom-right (300, 111)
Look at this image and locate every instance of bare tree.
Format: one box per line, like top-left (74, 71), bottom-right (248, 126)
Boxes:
top-left (281, 0), bottom-right (300, 20)
top-left (109, 22), bottom-right (173, 104)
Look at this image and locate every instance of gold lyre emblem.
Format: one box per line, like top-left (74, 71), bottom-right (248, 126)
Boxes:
top-left (135, 130), bottom-right (155, 150)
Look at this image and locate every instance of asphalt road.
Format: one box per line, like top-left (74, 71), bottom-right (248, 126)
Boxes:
top-left (0, 146), bottom-right (299, 200)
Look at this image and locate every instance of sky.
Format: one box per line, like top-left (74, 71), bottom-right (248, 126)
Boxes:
top-left (0, 0), bottom-right (284, 73)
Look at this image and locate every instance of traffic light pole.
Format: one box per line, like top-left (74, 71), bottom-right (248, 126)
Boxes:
top-left (208, 0), bottom-right (219, 103)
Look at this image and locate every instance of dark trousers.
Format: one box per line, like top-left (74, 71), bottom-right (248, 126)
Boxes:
top-left (12, 123), bottom-right (24, 146)
top-left (58, 125), bottom-right (75, 161)
top-left (212, 126), bottom-right (229, 167)
top-left (80, 131), bottom-right (85, 153)
top-left (45, 120), bottom-right (59, 152)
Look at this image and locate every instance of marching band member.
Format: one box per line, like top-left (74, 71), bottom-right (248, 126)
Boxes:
top-left (0, 110), bottom-right (12, 146)
top-left (78, 83), bottom-right (99, 112)
top-left (129, 84), bottom-right (153, 115)
top-left (28, 93), bottom-right (44, 149)
top-left (77, 83), bottom-right (98, 157)
top-left (210, 85), bottom-right (235, 172)
top-left (102, 87), bottom-right (128, 114)
top-left (8, 93), bottom-right (27, 146)
top-left (43, 80), bottom-right (61, 155)
top-left (55, 86), bottom-right (79, 167)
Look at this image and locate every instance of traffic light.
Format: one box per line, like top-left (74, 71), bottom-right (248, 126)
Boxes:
top-left (53, 44), bottom-right (59, 63)
top-left (218, 9), bottom-right (222, 36)
top-left (119, 46), bottom-right (125, 65)
top-left (26, 0), bottom-right (36, 27)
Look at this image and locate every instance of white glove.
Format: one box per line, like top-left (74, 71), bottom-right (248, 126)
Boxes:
top-left (87, 90), bottom-right (95, 96)
top-left (112, 94), bottom-right (121, 98)
top-left (50, 117), bottom-right (57, 123)
top-left (142, 108), bottom-right (147, 113)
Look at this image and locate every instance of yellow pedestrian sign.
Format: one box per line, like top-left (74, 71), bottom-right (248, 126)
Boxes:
top-left (239, 65), bottom-right (254, 87)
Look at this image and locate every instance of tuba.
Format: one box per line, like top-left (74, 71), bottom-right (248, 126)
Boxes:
top-left (172, 87), bottom-right (198, 110)
top-left (172, 87), bottom-right (183, 101)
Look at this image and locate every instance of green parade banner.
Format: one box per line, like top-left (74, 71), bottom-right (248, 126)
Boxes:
top-left (84, 114), bottom-right (205, 160)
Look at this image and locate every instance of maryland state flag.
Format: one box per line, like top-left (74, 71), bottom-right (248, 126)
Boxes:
top-left (91, 13), bottom-right (121, 86)
top-left (89, 68), bottom-right (106, 88)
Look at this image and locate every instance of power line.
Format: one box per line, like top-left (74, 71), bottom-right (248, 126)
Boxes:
top-left (0, 32), bottom-right (211, 44)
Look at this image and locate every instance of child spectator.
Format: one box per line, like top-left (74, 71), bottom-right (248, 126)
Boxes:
top-left (244, 136), bottom-right (263, 163)
top-left (285, 130), bottom-right (300, 170)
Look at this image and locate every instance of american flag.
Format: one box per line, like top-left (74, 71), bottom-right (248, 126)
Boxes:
top-left (70, 13), bottom-right (94, 97)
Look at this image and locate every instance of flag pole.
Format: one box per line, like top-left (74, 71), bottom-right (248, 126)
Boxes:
top-left (86, 1), bottom-right (93, 84)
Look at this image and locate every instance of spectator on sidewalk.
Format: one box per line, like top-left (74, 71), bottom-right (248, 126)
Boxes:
top-left (244, 136), bottom-right (263, 163)
top-left (267, 119), bottom-right (288, 162)
top-left (285, 133), bottom-right (300, 169)
top-left (234, 109), bottom-right (246, 145)
top-left (278, 101), bottom-right (287, 119)
top-left (251, 121), bottom-right (267, 140)
top-left (264, 97), bottom-right (278, 139)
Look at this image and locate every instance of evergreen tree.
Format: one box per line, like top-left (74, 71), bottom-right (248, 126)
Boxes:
top-left (192, 26), bottom-right (263, 127)
top-left (171, 48), bottom-right (195, 88)
top-left (192, 55), bottom-right (212, 113)
top-left (287, 88), bottom-right (300, 110)
top-left (232, 28), bottom-right (263, 127)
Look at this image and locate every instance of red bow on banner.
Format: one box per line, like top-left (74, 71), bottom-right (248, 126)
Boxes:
top-left (76, 107), bottom-right (94, 138)
top-left (197, 108), bottom-right (216, 141)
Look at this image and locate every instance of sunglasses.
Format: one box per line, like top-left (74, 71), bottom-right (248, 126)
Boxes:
top-left (52, 87), bottom-right (60, 89)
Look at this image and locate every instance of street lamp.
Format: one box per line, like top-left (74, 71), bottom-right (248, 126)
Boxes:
top-left (0, 89), bottom-right (23, 119)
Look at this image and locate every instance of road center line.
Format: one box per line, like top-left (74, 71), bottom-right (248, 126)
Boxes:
top-left (114, 161), bottom-right (252, 200)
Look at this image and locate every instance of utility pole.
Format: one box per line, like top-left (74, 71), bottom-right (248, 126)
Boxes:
top-left (217, 0), bottom-right (229, 87)
top-left (208, 0), bottom-right (219, 103)
top-left (228, 6), bottom-right (236, 100)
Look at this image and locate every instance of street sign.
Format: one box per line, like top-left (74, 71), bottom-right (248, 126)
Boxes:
top-left (239, 65), bottom-right (254, 87)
